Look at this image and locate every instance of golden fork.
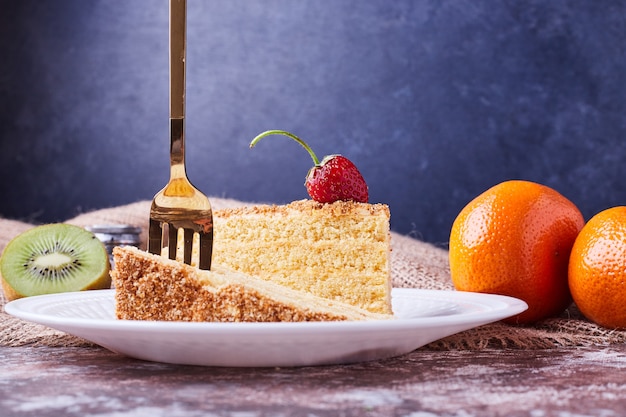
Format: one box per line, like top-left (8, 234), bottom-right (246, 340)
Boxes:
top-left (148, 0), bottom-right (213, 269)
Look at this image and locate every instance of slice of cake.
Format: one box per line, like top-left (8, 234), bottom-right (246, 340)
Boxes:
top-left (212, 199), bottom-right (392, 314)
top-left (112, 246), bottom-right (391, 322)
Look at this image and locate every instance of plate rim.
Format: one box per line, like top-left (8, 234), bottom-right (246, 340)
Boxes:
top-left (4, 287), bottom-right (528, 332)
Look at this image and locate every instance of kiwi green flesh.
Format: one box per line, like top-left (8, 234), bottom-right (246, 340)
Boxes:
top-left (0, 224), bottom-right (111, 298)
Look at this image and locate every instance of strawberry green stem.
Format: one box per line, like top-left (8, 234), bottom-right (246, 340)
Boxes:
top-left (250, 130), bottom-right (321, 166)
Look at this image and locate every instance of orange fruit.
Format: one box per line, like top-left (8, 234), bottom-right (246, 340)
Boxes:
top-left (449, 180), bottom-right (584, 324)
top-left (568, 206), bottom-right (626, 329)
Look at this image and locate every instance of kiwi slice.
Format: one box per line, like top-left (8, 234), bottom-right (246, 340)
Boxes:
top-left (0, 223), bottom-right (111, 301)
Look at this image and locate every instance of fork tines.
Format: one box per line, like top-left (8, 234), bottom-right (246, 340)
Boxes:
top-left (148, 210), bottom-right (213, 270)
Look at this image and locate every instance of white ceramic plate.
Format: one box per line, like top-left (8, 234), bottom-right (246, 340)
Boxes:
top-left (5, 288), bottom-right (527, 367)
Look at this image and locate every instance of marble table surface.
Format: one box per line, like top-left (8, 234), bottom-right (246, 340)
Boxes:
top-left (2, 344), bottom-right (625, 417)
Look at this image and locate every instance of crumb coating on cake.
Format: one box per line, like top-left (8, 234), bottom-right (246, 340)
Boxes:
top-left (212, 199), bottom-right (392, 314)
top-left (112, 246), bottom-right (391, 322)
top-left (216, 199), bottom-right (390, 218)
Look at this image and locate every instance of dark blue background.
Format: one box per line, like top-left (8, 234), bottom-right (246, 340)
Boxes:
top-left (1, 0), bottom-right (626, 246)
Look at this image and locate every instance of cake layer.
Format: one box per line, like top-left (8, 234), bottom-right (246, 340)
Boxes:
top-left (213, 199), bottom-right (392, 314)
top-left (112, 246), bottom-right (392, 322)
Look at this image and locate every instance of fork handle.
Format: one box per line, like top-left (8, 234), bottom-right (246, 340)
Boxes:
top-left (170, 0), bottom-right (185, 120)
top-left (169, 0), bottom-right (186, 170)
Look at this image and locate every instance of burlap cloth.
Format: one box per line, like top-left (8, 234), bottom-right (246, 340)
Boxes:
top-left (2, 197), bottom-right (625, 350)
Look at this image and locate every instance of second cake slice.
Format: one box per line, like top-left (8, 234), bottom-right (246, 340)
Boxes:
top-left (112, 246), bottom-right (392, 322)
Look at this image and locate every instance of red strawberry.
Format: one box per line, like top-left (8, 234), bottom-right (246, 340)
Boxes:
top-left (250, 130), bottom-right (369, 203)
